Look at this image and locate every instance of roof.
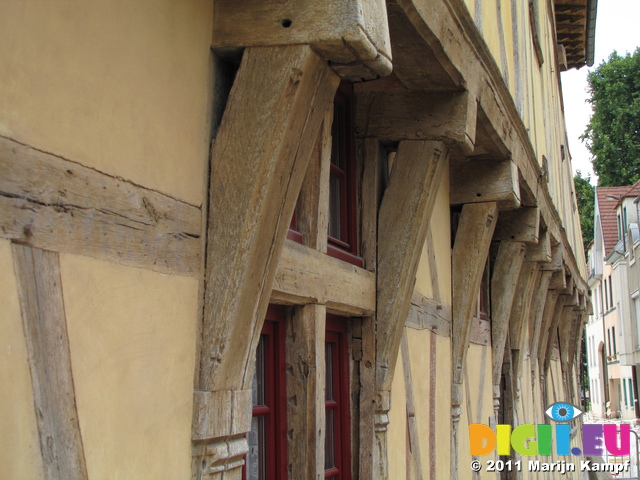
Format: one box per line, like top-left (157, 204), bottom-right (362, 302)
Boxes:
top-left (616, 179), bottom-right (640, 206)
top-left (596, 186), bottom-right (630, 256)
top-left (554, 0), bottom-right (597, 68)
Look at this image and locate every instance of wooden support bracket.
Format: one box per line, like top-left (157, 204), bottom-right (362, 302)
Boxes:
top-left (451, 202), bottom-right (498, 386)
top-left (194, 46), bottom-right (338, 450)
top-left (212, 0), bottom-right (392, 79)
top-left (491, 241), bottom-right (526, 386)
top-left (525, 229), bottom-right (552, 262)
top-left (376, 140), bottom-right (448, 391)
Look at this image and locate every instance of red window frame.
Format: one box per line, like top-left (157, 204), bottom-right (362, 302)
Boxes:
top-left (243, 305), bottom-right (288, 480)
top-left (324, 315), bottom-right (352, 480)
top-left (327, 82), bottom-right (362, 267)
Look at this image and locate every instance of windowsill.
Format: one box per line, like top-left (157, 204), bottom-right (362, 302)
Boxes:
top-left (327, 243), bottom-right (364, 268)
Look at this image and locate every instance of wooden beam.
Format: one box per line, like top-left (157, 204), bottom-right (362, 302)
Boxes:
top-left (287, 305), bottom-right (326, 479)
top-left (0, 135), bottom-right (201, 277)
top-left (508, 262), bottom-right (540, 376)
top-left (450, 158), bottom-right (520, 208)
top-left (12, 245), bottom-right (88, 480)
top-left (296, 111), bottom-right (332, 252)
top-left (528, 271), bottom-right (555, 373)
top-left (356, 91), bottom-right (477, 153)
top-left (392, 0), bottom-right (588, 294)
top-left (212, 0), bottom-right (392, 79)
top-left (271, 240), bottom-right (376, 316)
top-left (541, 243), bottom-right (564, 271)
top-left (376, 140), bottom-right (448, 391)
top-left (525, 229), bottom-right (552, 262)
top-left (543, 299), bottom-right (569, 372)
top-left (196, 45), bottom-right (338, 437)
top-left (406, 291), bottom-right (452, 336)
top-left (493, 207), bottom-right (540, 243)
top-left (491, 241), bottom-right (526, 386)
top-left (451, 201), bottom-right (498, 386)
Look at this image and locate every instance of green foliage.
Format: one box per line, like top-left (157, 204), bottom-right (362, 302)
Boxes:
top-left (574, 171), bottom-right (594, 252)
top-left (582, 48), bottom-right (640, 187)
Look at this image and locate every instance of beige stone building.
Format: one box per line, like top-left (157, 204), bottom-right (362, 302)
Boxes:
top-left (0, 0), bottom-right (593, 479)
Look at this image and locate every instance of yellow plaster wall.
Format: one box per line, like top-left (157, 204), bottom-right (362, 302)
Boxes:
top-left (415, 166), bottom-right (452, 305)
top-left (435, 334), bottom-right (453, 479)
top-left (388, 350), bottom-right (408, 479)
top-left (0, 0), bottom-right (213, 206)
top-left (60, 254), bottom-right (199, 480)
top-left (0, 240), bottom-right (44, 480)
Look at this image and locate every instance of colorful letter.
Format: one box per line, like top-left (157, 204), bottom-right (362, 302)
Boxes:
top-left (469, 424), bottom-right (496, 455)
top-left (497, 425), bottom-right (512, 456)
top-left (537, 424), bottom-right (552, 456)
top-left (511, 424), bottom-right (538, 455)
top-left (555, 424), bottom-right (571, 455)
top-left (604, 424), bottom-right (631, 456)
top-left (582, 424), bottom-right (604, 455)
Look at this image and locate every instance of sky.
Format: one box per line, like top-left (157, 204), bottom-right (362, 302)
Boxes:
top-left (560, 0), bottom-right (640, 184)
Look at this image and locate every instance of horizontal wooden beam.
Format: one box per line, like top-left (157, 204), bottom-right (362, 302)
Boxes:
top-left (212, 0), bottom-right (392, 79)
top-left (525, 229), bottom-right (552, 262)
top-left (493, 207), bottom-right (540, 243)
top-left (450, 159), bottom-right (520, 208)
top-left (406, 291), bottom-right (451, 336)
top-left (356, 90), bottom-right (477, 153)
top-left (271, 240), bottom-right (376, 315)
top-left (0, 136), bottom-right (202, 277)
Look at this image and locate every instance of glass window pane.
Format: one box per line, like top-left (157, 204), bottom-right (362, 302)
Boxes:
top-left (328, 175), bottom-right (342, 240)
top-left (247, 415), bottom-right (266, 480)
top-left (325, 343), bottom-right (333, 401)
top-left (331, 109), bottom-right (342, 168)
top-left (253, 335), bottom-right (266, 406)
top-left (325, 408), bottom-right (335, 470)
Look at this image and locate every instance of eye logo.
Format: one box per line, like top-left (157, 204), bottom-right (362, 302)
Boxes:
top-left (545, 402), bottom-right (583, 422)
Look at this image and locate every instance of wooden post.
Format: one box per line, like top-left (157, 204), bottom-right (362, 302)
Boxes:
top-left (373, 139), bottom-right (447, 480)
top-left (193, 45), bottom-right (339, 476)
top-left (490, 241), bottom-right (526, 419)
top-left (450, 202), bottom-right (498, 480)
top-left (287, 305), bottom-right (327, 480)
top-left (12, 245), bottom-right (89, 480)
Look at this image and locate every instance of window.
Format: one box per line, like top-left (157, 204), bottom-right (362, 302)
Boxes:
top-left (325, 315), bottom-right (352, 480)
top-left (629, 378), bottom-right (635, 407)
top-left (327, 82), bottom-right (362, 267)
top-left (612, 326), bottom-right (617, 355)
top-left (610, 278), bottom-right (614, 307)
top-left (608, 328), bottom-right (612, 357)
top-left (245, 305), bottom-right (287, 480)
top-left (624, 380), bottom-right (628, 407)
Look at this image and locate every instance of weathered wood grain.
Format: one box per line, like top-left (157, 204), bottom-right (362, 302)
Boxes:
top-left (450, 159), bottom-right (520, 209)
top-left (491, 241), bottom-right (526, 386)
top-left (376, 140), bottom-right (448, 391)
top-left (286, 305), bottom-right (326, 480)
top-left (296, 111), bottom-right (332, 252)
top-left (271, 240), bottom-right (376, 316)
top-left (450, 202), bottom-right (497, 480)
top-left (0, 135), bottom-right (201, 276)
top-left (451, 202), bottom-right (498, 385)
top-left (212, 0), bottom-right (392, 79)
top-left (405, 291), bottom-right (451, 336)
top-left (356, 91), bottom-right (476, 153)
top-left (198, 45), bottom-right (339, 400)
top-left (493, 207), bottom-right (540, 243)
top-left (12, 245), bottom-right (88, 480)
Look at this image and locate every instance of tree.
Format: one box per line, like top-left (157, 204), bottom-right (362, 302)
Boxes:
top-left (574, 170), bottom-right (594, 253)
top-left (582, 48), bottom-right (640, 187)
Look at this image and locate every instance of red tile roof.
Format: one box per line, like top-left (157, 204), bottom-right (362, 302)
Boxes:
top-left (617, 179), bottom-right (640, 206)
top-left (597, 186), bottom-right (631, 256)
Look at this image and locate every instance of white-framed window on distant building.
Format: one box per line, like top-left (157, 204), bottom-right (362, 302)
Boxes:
top-left (633, 291), bottom-right (640, 347)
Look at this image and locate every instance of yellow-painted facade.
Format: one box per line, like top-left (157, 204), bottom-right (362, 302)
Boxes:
top-left (0, 0), bottom-right (590, 478)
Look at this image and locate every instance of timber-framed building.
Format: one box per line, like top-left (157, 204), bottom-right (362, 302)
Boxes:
top-left (1, 0), bottom-right (593, 479)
